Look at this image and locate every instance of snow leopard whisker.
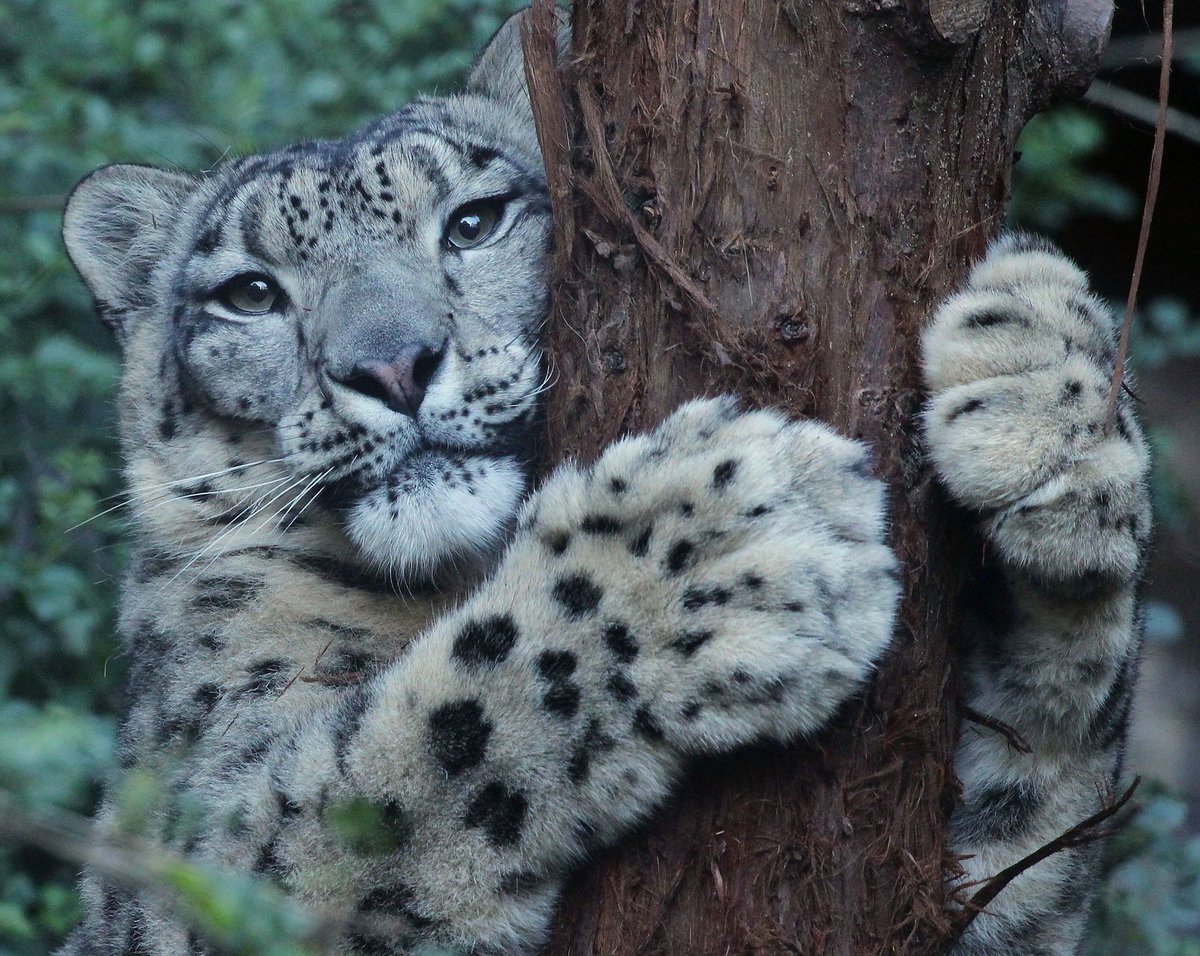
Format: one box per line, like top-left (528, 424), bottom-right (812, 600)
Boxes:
top-left (124, 474), bottom-right (297, 527)
top-left (228, 420), bottom-right (309, 440)
top-left (503, 325), bottom-right (548, 353)
top-left (166, 483), bottom-right (295, 584)
top-left (276, 477), bottom-right (324, 533)
top-left (279, 480), bottom-right (326, 535)
top-left (508, 365), bottom-right (557, 406)
top-left (277, 466), bottom-right (335, 535)
top-left (157, 493), bottom-right (277, 592)
top-left (67, 462), bottom-right (294, 533)
top-left (281, 452), bottom-right (363, 539)
top-left (173, 476), bottom-right (294, 500)
top-left (89, 455), bottom-right (294, 507)
top-left (167, 472), bottom-right (312, 587)
top-left (244, 470), bottom-right (326, 543)
top-left (182, 472), bottom-right (320, 587)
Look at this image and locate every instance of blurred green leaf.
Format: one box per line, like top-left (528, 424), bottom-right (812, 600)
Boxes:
top-left (1088, 784), bottom-right (1200, 954)
top-left (1145, 600), bottom-right (1186, 645)
top-left (1012, 108), bottom-right (1137, 230)
top-left (328, 796), bottom-right (414, 856)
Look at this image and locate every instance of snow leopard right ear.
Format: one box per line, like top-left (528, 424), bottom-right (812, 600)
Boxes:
top-left (466, 6), bottom-right (570, 110)
top-left (62, 164), bottom-right (196, 330)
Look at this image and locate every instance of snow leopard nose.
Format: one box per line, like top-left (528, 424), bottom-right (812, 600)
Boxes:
top-left (335, 342), bottom-right (446, 417)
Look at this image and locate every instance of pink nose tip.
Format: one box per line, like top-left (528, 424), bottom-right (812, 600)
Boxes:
top-left (339, 343), bottom-right (445, 416)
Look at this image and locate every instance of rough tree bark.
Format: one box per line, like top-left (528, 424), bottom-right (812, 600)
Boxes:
top-left (523, 1), bottom-right (1113, 953)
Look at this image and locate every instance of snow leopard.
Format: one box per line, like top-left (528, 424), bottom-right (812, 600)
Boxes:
top-left (58, 10), bottom-right (1149, 955)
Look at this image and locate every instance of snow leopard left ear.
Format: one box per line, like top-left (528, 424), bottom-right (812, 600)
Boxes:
top-left (466, 6), bottom-right (569, 110)
top-left (62, 163), bottom-right (196, 332)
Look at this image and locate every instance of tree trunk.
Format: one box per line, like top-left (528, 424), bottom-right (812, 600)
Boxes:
top-left (523, 1), bottom-right (1112, 952)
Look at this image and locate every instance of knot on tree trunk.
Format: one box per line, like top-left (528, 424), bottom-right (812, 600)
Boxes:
top-left (1023, 0), bottom-right (1115, 114)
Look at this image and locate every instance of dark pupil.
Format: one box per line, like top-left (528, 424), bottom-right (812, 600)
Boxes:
top-left (245, 280), bottom-right (270, 303)
top-left (458, 214), bottom-right (482, 241)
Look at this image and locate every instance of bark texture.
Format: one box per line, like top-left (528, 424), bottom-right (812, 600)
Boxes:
top-left (524, 1), bottom-right (1112, 952)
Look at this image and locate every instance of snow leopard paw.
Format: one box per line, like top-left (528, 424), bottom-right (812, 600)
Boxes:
top-left (921, 234), bottom-right (1150, 591)
top-left (519, 397), bottom-right (899, 754)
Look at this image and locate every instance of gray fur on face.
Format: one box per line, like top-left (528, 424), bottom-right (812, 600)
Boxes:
top-left (64, 16), bottom-right (555, 581)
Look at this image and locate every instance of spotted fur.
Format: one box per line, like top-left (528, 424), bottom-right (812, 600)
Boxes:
top-left (59, 10), bottom-right (1145, 955)
top-left (926, 234), bottom-right (1150, 954)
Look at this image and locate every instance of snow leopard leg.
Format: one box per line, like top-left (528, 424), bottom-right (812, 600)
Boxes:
top-left (923, 235), bottom-right (1151, 955)
top-left (198, 401), bottom-right (898, 955)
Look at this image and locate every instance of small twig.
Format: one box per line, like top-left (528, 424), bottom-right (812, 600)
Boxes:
top-left (1101, 26), bottom-right (1200, 70)
top-left (299, 671), bottom-right (364, 686)
top-left (945, 777), bottom-right (1141, 945)
top-left (1086, 79), bottom-right (1200, 149)
top-left (960, 705), bottom-right (1032, 755)
top-left (1105, 3), bottom-right (1172, 435)
top-left (0, 791), bottom-right (410, 947)
top-left (0, 792), bottom-right (329, 944)
top-left (275, 667), bottom-right (304, 699)
top-left (312, 635), bottom-right (336, 669)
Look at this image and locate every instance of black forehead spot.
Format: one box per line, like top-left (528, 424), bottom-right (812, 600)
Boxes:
top-left (468, 145), bottom-right (500, 169)
top-left (185, 103), bottom-right (545, 263)
top-left (355, 101), bottom-right (534, 179)
top-left (238, 194), bottom-right (275, 264)
top-left (405, 144), bottom-right (452, 200)
top-left (195, 223), bottom-right (222, 254)
top-left (209, 146), bottom-right (341, 211)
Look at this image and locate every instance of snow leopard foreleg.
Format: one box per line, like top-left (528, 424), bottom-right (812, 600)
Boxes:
top-left (923, 236), bottom-right (1151, 955)
top-left (221, 399), bottom-right (899, 954)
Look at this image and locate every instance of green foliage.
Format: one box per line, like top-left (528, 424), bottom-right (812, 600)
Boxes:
top-left (1086, 784), bottom-right (1200, 955)
top-left (0, 0), bottom-right (519, 950)
top-left (155, 861), bottom-right (318, 956)
top-left (1013, 103), bottom-right (1200, 537)
top-left (1132, 298), bottom-right (1200, 369)
top-left (1012, 108), bottom-right (1136, 230)
top-left (328, 796), bottom-right (414, 856)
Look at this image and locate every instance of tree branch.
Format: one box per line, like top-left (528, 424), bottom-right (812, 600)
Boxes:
top-left (960, 705), bottom-right (1032, 756)
top-left (1086, 79), bottom-right (1200, 149)
top-left (1102, 26), bottom-right (1200, 70)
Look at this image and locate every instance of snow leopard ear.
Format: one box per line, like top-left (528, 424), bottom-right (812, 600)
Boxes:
top-left (466, 6), bottom-right (570, 109)
top-left (62, 164), bottom-right (196, 331)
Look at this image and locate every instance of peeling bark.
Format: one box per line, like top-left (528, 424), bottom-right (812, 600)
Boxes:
top-left (525, 1), bottom-right (1112, 952)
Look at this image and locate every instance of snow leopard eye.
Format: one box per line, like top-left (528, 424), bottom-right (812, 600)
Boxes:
top-left (445, 200), bottom-right (502, 249)
top-left (215, 273), bottom-right (283, 315)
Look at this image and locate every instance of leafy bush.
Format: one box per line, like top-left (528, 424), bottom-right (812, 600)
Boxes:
top-left (1011, 107), bottom-right (1136, 230)
top-left (1087, 785), bottom-right (1200, 956)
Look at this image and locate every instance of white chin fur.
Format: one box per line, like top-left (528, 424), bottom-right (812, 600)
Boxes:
top-left (345, 455), bottom-right (525, 580)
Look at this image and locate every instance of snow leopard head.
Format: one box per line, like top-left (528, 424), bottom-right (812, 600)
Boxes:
top-left (63, 11), bottom-right (566, 583)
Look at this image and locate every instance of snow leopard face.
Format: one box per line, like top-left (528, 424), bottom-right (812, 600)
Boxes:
top-left (63, 18), bottom-right (561, 582)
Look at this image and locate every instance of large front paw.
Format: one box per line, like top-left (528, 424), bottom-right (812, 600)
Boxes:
top-left (521, 397), bottom-right (899, 754)
top-left (921, 235), bottom-right (1150, 588)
